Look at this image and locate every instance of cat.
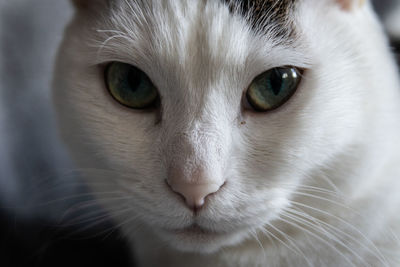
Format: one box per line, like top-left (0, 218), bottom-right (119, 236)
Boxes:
top-left (53, 0), bottom-right (400, 266)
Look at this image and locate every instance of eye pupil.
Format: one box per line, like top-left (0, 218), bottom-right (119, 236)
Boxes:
top-left (270, 69), bottom-right (284, 96)
top-left (128, 68), bottom-right (141, 91)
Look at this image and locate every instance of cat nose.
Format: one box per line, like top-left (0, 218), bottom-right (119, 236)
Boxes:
top-left (166, 179), bottom-right (225, 211)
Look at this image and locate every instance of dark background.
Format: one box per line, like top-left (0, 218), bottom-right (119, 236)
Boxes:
top-left (0, 1), bottom-right (399, 266)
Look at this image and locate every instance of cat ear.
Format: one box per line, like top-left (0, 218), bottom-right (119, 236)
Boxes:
top-left (335, 0), bottom-right (367, 11)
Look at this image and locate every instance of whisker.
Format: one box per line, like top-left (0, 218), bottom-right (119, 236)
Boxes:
top-left (257, 225), bottom-right (278, 250)
top-left (36, 191), bottom-right (124, 207)
top-left (266, 223), bottom-right (313, 267)
top-left (56, 207), bottom-right (138, 241)
top-left (60, 204), bottom-right (134, 227)
top-left (277, 214), bottom-right (356, 267)
top-left (290, 191), bottom-right (353, 211)
top-left (99, 213), bottom-right (140, 241)
top-left (290, 199), bottom-right (387, 263)
top-left (96, 34), bottom-right (132, 59)
top-left (263, 181), bottom-right (342, 197)
top-left (250, 229), bottom-right (267, 262)
top-left (293, 188), bottom-right (342, 198)
top-left (57, 196), bottom-right (132, 224)
top-left (260, 223), bottom-right (310, 266)
top-left (280, 211), bottom-right (367, 265)
top-left (284, 207), bottom-right (389, 266)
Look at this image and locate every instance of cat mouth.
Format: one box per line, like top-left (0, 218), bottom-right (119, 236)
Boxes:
top-left (159, 223), bottom-right (240, 253)
top-left (167, 223), bottom-right (223, 237)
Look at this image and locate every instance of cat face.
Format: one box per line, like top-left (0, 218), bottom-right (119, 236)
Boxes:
top-left (54, 0), bottom-right (378, 253)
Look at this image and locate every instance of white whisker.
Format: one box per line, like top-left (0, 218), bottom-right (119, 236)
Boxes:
top-left (290, 199), bottom-right (388, 264)
top-left (284, 207), bottom-right (389, 266)
top-left (278, 214), bottom-right (357, 267)
top-left (281, 211), bottom-right (368, 265)
top-left (250, 229), bottom-right (267, 262)
top-left (266, 222), bottom-right (313, 267)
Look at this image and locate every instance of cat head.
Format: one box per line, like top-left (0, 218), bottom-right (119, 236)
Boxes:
top-left (54, 0), bottom-right (385, 253)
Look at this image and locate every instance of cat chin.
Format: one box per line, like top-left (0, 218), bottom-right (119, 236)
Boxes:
top-left (155, 226), bottom-right (249, 254)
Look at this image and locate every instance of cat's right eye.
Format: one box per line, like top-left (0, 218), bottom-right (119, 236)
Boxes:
top-left (105, 62), bottom-right (159, 109)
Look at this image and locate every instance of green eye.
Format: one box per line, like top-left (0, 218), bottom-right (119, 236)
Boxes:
top-left (246, 67), bottom-right (302, 112)
top-left (105, 62), bottom-right (159, 109)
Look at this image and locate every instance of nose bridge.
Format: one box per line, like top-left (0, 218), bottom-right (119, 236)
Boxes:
top-left (169, 127), bottom-right (218, 183)
top-left (170, 118), bottom-right (222, 174)
top-left (165, 84), bottom-right (231, 166)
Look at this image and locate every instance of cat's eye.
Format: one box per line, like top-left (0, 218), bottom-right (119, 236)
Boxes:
top-left (246, 67), bottom-right (302, 112)
top-left (105, 62), bottom-right (159, 109)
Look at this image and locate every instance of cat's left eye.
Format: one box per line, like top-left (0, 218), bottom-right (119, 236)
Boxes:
top-left (105, 62), bottom-right (159, 109)
top-left (245, 67), bottom-right (302, 112)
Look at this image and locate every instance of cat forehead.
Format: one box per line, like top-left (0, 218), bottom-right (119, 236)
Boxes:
top-left (88, 0), bottom-right (297, 40)
top-left (222, 0), bottom-right (296, 36)
top-left (83, 0), bottom-right (307, 71)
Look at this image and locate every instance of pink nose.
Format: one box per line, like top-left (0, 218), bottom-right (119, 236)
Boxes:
top-left (166, 180), bottom-right (224, 210)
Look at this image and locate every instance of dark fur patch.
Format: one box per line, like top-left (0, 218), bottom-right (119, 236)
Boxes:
top-left (223, 0), bottom-right (296, 39)
top-left (70, 0), bottom-right (110, 11)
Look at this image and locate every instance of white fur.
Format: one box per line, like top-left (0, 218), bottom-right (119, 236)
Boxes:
top-left (53, 0), bottom-right (400, 266)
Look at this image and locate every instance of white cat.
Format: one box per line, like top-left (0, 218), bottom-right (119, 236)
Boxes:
top-left (53, 0), bottom-right (400, 266)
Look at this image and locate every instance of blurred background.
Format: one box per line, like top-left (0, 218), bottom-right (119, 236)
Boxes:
top-left (0, 0), bottom-right (399, 266)
top-left (0, 1), bottom-right (133, 266)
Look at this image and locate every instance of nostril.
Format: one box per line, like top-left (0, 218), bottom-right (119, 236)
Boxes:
top-left (165, 179), bottom-right (187, 203)
top-left (165, 179), bottom-right (225, 211)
